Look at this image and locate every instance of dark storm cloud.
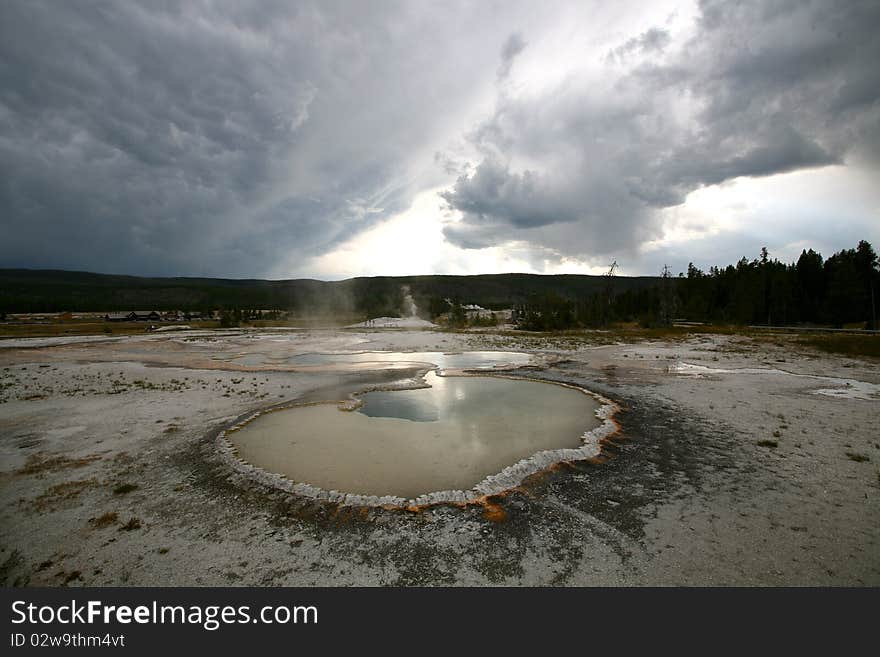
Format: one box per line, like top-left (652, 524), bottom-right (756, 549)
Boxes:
top-left (3, 1), bottom-right (878, 278)
top-left (441, 0), bottom-right (880, 260)
top-left (1, 1), bottom-right (311, 275)
top-left (0, 0), bottom-right (513, 276)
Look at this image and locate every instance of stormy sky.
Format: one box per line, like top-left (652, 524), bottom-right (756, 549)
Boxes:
top-left (1, 0), bottom-right (878, 279)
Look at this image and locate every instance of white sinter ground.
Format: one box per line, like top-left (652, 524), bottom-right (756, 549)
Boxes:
top-left (0, 327), bottom-right (878, 585)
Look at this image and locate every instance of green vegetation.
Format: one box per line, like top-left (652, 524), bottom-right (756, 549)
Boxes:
top-left (799, 334), bottom-right (880, 358)
top-left (675, 241), bottom-right (878, 328)
top-left (0, 269), bottom-right (658, 317)
top-left (1, 240), bottom-right (876, 335)
top-left (514, 240), bottom-right (878, 330)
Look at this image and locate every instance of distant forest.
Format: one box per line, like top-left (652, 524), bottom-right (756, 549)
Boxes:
top-left (515, 240), bottom-right (878, 330)
top-left (0, 270), bottom-right (659, 319)
top-left (1, 239), bottom-right (877, 330)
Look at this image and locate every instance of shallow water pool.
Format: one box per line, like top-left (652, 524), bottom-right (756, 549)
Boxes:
top-left (286, 350), bottom-right (533, 370)
top-left (229, 371), bottom-right (601, 498)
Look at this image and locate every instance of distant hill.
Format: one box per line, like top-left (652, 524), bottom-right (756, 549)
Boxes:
top-left (0, 269), bottom-right (662, 316)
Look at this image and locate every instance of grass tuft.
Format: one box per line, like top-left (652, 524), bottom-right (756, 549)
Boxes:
top-left (90, 511), bottom-right (118, 528)
top-left (119, 517), bottom-right (141, 531)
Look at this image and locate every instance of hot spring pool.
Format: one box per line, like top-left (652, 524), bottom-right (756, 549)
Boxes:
top-left (227, 371), bottom-right (603, 500)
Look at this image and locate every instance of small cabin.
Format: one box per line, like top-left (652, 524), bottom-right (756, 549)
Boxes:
top-left (131, 311), bottom-right (161, 321)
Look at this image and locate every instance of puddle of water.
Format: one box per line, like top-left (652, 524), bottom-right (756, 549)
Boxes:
top-left (229, 371), bottom-right (600, 499)
top-left (231, 353), bottom-right (273, 366)
top-left (222, 350), bottom-right (532, 371)
top-left (673, 362), bottom-right (880, 400)
top-left (812, 382), bottom-right (880, 400)
top-left (286, 350), bottom-right (532, 370)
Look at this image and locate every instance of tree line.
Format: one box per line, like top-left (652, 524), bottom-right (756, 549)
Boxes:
top-left (513, 240), bottom-right (879, 330)
top-left (2, 241), bottom-right (876, 330)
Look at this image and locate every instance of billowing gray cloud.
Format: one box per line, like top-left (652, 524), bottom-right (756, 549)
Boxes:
top-left (1, 0), bottom-right (877, 278)
top-left (441, 0), bottom-right (880, 261)
top-left (1, 1), bottom-right (315, 276)
top-left (605, 27), bottom-right (671, 64)
top-left (0, 0), bottom-right (526, 276)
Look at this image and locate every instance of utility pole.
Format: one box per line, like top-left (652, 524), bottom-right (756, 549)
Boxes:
top-left (602, 261), bottom-right (617, 326)
top-left (661, 264), bottom-right (672, 326)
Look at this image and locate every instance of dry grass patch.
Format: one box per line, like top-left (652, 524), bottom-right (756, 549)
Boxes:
top-left (17, 453), bottom-right (101, 475)
top-left (33, 479), bottom-right (97, 510)
top-left (119, 517), bottom-right (142, 531)
top-left (90, 512), bottom-right (119, 529)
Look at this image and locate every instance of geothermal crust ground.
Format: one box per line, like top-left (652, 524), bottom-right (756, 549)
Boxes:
top-left (1, 327), bottom-right (878, 586)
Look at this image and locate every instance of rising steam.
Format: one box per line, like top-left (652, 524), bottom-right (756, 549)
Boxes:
top-left (401, 285), bottom-right (418, 318)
